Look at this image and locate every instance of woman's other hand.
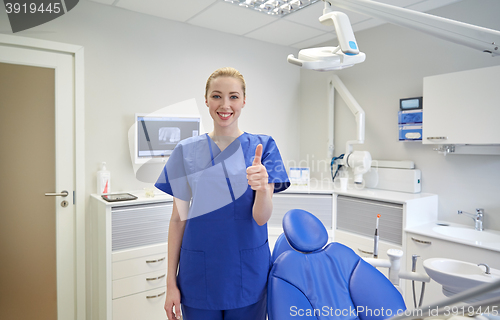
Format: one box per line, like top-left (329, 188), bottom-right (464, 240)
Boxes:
top-left (165, 281), bottom-right (182, 320)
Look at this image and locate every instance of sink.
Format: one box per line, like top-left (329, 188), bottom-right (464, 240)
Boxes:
top-left (432, 225), bottom-right (500, 244)
top-left (423, 258), bottom-right (500, 302)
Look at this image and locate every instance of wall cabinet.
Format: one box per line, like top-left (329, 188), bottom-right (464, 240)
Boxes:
top-left (423, 65), bottom-right (500, 146)
top-left (405, 232), bottom-right (500, 307)
top-left (89, 194), bottom-right (173, 320)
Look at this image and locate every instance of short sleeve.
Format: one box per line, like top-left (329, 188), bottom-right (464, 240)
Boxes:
top-left (154, 143), bottom-right (192, 201)
top-left (262, 137), bottom-right (290, 193)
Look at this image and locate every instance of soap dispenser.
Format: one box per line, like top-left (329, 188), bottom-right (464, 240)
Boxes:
top-left (97, 162), bottom-right (111, 194)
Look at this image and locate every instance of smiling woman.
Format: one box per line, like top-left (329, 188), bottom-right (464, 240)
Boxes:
top-left (204, 67), bottom-right (247, 143)
top-left (205, 75), bottom-right (246, 141)
top-left (154, 67), bottom-right (291, 320)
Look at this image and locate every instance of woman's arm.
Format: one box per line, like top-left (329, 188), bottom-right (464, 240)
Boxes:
top-left (164, 198), bottom-right (188, 320)
top-left (252, 183), bottom-right (274, 226)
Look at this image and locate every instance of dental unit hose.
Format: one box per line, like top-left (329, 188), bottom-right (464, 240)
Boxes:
top-left (330, 154), bottom-right (344, 181)
top-left (373, 214), bottom-right (380, 258)
top-left (411, 254), bottom-right (426, 308)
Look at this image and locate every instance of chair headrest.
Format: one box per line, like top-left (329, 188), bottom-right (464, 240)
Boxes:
top-left (282, 209), bottom-right (328, 253)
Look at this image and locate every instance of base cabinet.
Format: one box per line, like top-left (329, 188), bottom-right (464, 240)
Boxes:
top-left (89, 194), bottom-right (172, 320)
top-left (405, 232), bottom-right (500, 307)
top-left (112, 287), bottom-right (167, 320)
top-left (334, 229), bottom-right (402, 279)
top-left (269, 192), bottom-right (334, 251)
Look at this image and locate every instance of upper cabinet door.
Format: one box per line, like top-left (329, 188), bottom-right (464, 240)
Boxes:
top-left (423, 65), bottom-right (500, 145)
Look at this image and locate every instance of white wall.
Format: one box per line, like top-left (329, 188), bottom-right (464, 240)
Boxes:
top-left (299, 0), bottom-right (500, 230)
top-left (0, 0), bottom-right (301, 199)
top-left (1, 0), bottom-right (499, 227)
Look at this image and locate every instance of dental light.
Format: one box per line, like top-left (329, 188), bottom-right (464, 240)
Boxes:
top-left (288, 0), bottom-right (500, 71)
top-left (328, 0), bottom-right (500, 57)
top-left (287, 2), bottom-right (366, 71)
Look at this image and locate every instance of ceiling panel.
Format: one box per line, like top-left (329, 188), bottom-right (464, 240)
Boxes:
top-left (291, 32), bottom-right (337, 49)
top-left (382, 0), bottom-right (425, 7)
top-left (86, 0), bottom-right (465, 49)
top-left (283, 2), bottom-right (332, 32)
top-left (284, 1), bottom-right (381, 31)
top-left (114, 0), bottom-right (217, 22)
top-left (406, 0), bottom-right (462, 12)
top-left (89, 0), bottom-right (115, 5)
top-left (188, 1), bottom-right (278, 36)
top-left (245, 19), bottom-right (327, 46)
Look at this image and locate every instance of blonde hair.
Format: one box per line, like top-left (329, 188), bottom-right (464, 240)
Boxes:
top-left (205, 67), bottom-right (246, 99)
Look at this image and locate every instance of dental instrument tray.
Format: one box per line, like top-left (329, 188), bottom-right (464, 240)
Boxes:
top-left (101, 193), bottom-right (138, 202)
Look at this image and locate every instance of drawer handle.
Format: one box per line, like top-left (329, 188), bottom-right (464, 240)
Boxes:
top-left (358, 248), bottom-right (373, 255)
top-left (146, 274), bottom-right (166, 281)
top-left (146, 291), bottom-right (166, 299)
top-left (411, 237), bottom-right (432, 245)
top-left (146, 257), bottom-right (166, 264)
top-left (426, 136), bottom-right (448, 140)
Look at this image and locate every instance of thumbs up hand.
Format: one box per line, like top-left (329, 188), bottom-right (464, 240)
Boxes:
top-left (246, 144), bottom-right (269, 192)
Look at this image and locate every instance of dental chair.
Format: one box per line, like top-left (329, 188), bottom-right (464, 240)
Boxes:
top-left (268, 209), bottom-right (406, 320)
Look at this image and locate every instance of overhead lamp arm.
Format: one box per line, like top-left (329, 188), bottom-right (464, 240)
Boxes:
top-left (331, 75), bottom-right (372, 185)
top-left (319, 9), bottom-right (360, 55)
top-left (287, 4), bottom-right (366, 71)
top-left (330, 75), bottom-right (364, 155)
top-left (326, 0), bottom-right (500, 56)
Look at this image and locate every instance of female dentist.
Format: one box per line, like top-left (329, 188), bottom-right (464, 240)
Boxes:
top-left (155, 67), bottom-right (290, 320)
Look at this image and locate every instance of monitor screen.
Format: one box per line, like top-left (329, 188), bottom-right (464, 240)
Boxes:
top-left (136, 114), bottom-right (200, 163)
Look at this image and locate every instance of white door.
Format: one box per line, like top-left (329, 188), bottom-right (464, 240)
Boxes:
top-left (0, 40), bottom-right (78, 319)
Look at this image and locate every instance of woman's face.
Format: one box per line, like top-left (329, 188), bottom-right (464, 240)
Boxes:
top-left (206, 76), bottom-right (246, 132)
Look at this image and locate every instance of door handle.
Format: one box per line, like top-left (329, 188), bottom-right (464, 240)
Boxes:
top-left (45, 190), bottom-right (69, 197)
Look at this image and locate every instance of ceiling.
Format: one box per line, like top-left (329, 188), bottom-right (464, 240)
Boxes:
top-left (87, 0), bottom-right (462, 49)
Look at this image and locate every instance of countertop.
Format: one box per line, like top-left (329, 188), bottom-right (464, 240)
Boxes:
top-left (283, 186), bottom-right (437, 204)
top-left (406, 221), bottom-right (500, 253)
top-left (91, 190), bottom-right (173, 206)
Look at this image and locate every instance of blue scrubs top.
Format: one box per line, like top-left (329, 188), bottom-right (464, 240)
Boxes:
top-left (155, 132), bottom-right (290, 310)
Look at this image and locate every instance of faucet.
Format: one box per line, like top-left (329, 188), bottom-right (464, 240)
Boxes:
top-left (457, 208), bottom-right (484, 231)
top-left (478, 263), bottom-right (491, 274)
top-left (411, 254), bottom-right (419, 272)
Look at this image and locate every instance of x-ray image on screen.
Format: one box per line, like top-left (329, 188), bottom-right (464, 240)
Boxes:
top-left (159, 127), bottom-right (181, 145)
top-left (136, 114), bottom-right (200, 162)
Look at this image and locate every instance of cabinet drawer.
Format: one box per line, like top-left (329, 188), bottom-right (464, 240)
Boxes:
top-left (112, 252), bottom-right (167, 280)
top-left (335, 230), bottom-right (402, 257)
top-left (113, 270), bottom-right (166, 299)
top-left (335, 230), bottom-right (403, 279)
top-left (336, 196), bottom-right (403, 245)
top-left (112, 287), bottom-right (166, 320)
top-left (112, 202), bottom-right (172, 251)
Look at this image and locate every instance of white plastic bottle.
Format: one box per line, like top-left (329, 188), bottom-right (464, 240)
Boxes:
top-left (97, 162), bottom-right (111, 194)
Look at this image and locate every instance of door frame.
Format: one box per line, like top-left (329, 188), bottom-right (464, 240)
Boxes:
top-left (0, 33), bottom-right (85, 320)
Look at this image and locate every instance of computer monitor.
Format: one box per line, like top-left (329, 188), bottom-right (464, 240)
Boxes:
top-left (135, 114), bottom-right (200, 164)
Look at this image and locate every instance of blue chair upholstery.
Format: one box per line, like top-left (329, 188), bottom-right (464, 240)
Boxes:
top-left (268, 209), bottom-right (406, 320)
top-left (271, 233), bottom-right (292, 263)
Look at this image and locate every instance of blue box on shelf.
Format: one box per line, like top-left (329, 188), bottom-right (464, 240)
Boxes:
top-left (398, 109), bottom-right (423, 124)
top-left (399, 124), bottom-right (422, 141)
